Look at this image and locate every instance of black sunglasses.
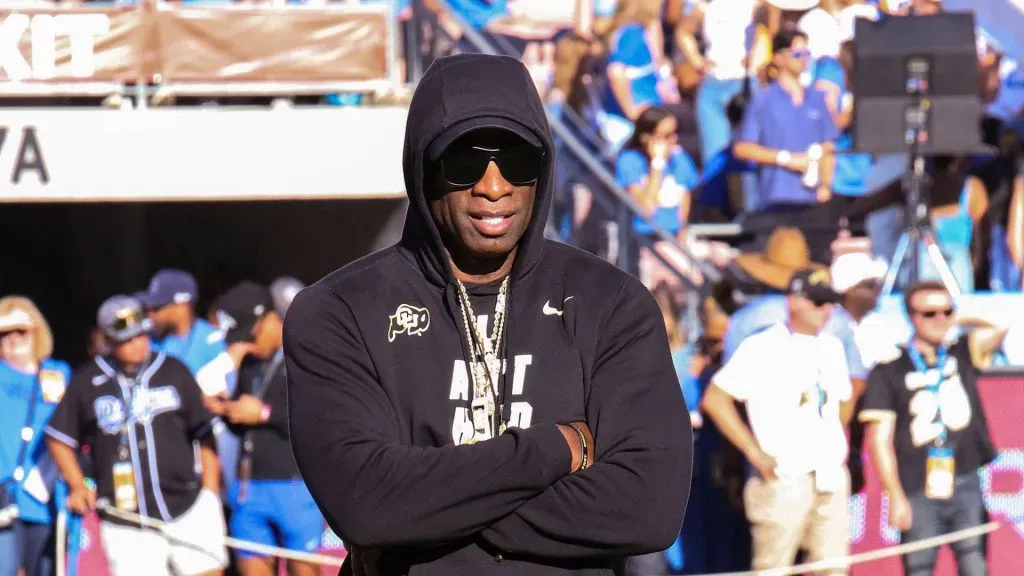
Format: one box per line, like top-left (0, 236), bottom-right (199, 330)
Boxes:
top-left (913, 307), bottom-right (955, 319)
top-left (438, 143), bottom-right (545, 187)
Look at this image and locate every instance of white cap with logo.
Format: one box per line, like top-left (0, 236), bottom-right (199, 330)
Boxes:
top-left (831, 252), bottom-right (888, 293)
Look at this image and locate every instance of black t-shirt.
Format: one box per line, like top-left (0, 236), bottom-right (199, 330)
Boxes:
top-left (231, 350), bottom-right (297, 481)
top-left (860, 337), bottom-right (997, 496)
top-left (45, 352), bottom-right (215, 523)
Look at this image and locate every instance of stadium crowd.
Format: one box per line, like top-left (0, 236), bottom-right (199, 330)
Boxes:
top-left (3, 0), bottom-right (1024, 575)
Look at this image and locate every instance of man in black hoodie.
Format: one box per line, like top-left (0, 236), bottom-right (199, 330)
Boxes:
top-left (284, 53), bottom-right (692, 575)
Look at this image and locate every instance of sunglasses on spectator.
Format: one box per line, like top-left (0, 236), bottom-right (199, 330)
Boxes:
top-left (912, 307), bottom-right (955, 319)
top-left (788, 49), bottom-right (811, 60)
top-left (438, 143), bottom-right (546, 187)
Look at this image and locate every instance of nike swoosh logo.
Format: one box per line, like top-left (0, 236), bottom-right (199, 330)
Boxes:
top-left (542, 296), bottom-right (574, 317)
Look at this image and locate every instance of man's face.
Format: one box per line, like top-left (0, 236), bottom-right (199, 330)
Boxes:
top-left (777, 36), bottom-right (811, 77)
top-left (791, 294), bottom-right (834, 332)
top-left (147, 302), bottom-right (188, 333)
top-left (428, 128), bottom-right (541, 263)
top-left (0, 327), bottom-right (33, 360)
top-left (113, 334), bottom-right (151, 366)
top-left (848, 278), bottom-right (881, 311)
top-left (909, 289), bottom-right (955, 344)
top-left (250, 312), bottom-right (282, 360)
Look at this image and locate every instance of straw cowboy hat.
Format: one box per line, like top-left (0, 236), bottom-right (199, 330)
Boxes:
top-left (733, 227), bottom-right (822, 291)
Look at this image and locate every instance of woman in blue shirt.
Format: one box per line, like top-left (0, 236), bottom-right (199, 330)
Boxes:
top-left (601, 0), bottom-right (667, 153)
top-left (0, 297), bottom-right (72, 576)
top-left (616, 105), bottom-right (701, 290)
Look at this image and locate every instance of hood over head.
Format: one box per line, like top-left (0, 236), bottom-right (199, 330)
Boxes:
top-left (399, 53), bottom-right (555, 287)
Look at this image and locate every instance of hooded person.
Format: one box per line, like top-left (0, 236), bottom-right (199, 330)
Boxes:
top-left (284, 53), bottom-right (692, 575)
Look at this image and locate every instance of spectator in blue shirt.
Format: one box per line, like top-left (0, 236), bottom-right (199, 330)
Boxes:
top-left (0, 297), bottom-right (72, 576)
top-left (734, 30), bottom-right (839, 211)
top-left (615, 106), bottom-right (701, 290)
top-left (601, 0), bottom-right (666, 153)
top-left (446, 0), bottom-right (508, 30)
top-left (812, 41), bottom-right (874, 202)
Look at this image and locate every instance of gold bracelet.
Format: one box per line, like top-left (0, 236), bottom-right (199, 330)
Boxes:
top-left (568, 423), bottom-right (588, 471)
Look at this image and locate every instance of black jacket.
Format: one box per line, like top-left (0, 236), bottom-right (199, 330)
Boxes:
top-left (284, 53), bottom-right (692, 576)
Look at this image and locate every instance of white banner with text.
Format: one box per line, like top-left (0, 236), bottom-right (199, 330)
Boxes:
top-left (0, 107), bottom-right (407, 202)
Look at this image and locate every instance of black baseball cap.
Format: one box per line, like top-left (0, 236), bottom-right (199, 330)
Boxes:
top-left (787, 267), bottom-right (841, 304)
top-left (210, 281), bottom-right (273, 345)
top-left (425, 117), bottom-right (543, 162)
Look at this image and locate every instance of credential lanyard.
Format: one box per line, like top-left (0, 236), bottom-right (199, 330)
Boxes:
top-left (237, 350), bottom-right (285, 503)
top-left (9, 372), bottom-right (43, 492)
top-left (115, 372), bottom-right (139, 463)
top-left (907, 343), bottom-right (949, 446)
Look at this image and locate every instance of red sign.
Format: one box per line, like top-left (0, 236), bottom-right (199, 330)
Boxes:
top-left (70, 374), bottom-right (1024, 575)
top-left (851, 373), bottom-right (1024, 575)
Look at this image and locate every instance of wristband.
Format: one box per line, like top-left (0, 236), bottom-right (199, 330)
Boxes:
top-left (650, 157), bottom-right (667, 171)
top-left (259, 404), bottom-right (271, 424)
top-left (568, 423), bottom-right (589, 472)
top-left (775, 150), bottom-right (792, 167)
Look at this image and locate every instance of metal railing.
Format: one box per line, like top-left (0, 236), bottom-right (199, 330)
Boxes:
top-left (0, 1), bottom-right (399, 102)
top-left (421, 2), bottom-right (720, 297)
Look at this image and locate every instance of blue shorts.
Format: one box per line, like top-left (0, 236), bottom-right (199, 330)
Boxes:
top-left (229, 479), bottom-right (323, 559)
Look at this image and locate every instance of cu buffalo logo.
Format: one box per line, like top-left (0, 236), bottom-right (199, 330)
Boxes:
top-left (388, 304), bottom-right (430, 343)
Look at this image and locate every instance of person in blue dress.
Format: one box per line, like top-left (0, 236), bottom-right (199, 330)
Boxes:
top-left (601, 0), bottom-right (667, 153)
top-left (0, 297), bottom-right (72, 576)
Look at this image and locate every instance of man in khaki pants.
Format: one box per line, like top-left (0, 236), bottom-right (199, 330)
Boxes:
top-left (703, 267), bottom-right (852, 574)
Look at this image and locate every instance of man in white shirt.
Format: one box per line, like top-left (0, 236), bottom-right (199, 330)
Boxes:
top-left (702, 266), bottom-right (852, 575)
top-left (695, 0), bottom-right (761, 165)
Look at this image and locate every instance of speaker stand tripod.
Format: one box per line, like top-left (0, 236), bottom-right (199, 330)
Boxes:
top-left (879, 154), bottom-right (964, 298)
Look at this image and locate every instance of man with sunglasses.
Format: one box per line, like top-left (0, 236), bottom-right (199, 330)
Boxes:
top-left (284, 53), bottom-right (691, 575)
top-left (734, 29), bottom-right (836, 211)
top-left (44, 295), bottom-right (228, 576)
top-left (860, 281), bottom-right (997, 576)
top-left (702, 267), bottom-right (853, 574)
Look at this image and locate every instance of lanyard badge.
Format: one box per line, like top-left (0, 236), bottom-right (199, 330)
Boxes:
top-left (908, 344), bottom-right (956, 499)
top-left (112, 375), bottom-right (139, 512)
top-left (113, 440), bottom-right (138, 512)
top-left (925, 445), bottom-right (955, 500)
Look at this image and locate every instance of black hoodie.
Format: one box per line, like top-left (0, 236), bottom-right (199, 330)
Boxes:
top-left (284, 53), bottom-right (692, 576)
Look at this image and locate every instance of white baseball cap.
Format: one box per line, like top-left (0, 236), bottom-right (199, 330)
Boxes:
top-left (831, 252), bottom-right (888, 293)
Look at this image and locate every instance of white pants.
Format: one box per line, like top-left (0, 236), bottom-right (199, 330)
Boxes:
top-left (100, 489), bottom-right (228, 576)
